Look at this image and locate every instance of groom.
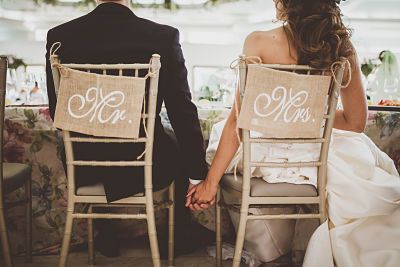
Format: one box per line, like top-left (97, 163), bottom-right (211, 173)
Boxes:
top-left (45, 0), bottom-right (212, 257)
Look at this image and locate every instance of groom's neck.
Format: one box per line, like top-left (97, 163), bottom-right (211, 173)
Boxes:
top-left (97, 0), bottom-right (129, 7)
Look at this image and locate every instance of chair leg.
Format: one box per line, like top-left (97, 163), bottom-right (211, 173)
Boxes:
top-left (319, 201), bottom-right (328, 225)
top-left (167, 182), bottom-right (175, 267)
top-left (88, 205), bottom-right (95, 265)
top-left (146, 193), bottom-right (161, 267)
top-left (215, 188), bottom-right (222, 267)
top-left (232, 204), bottom-right (249, 267)
top-left (58, 210), bottom-right (74, 267)
top-left (25, 178), bottom-right (32, 263)
top-left (0, 205), bottom-right (13, 267)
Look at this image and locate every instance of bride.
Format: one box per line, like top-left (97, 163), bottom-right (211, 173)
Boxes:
top-left (186, 0), bottom-right (400, 266)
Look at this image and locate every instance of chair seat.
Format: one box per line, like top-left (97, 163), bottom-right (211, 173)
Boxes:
top-left (221, 174), bottom-right (318, 197)
top-left (77, 182), bottom-right (169, 197)
top-left (3, 163), bottom-right (31, 194)
top-left (77, 183), bottom-right (106, 196)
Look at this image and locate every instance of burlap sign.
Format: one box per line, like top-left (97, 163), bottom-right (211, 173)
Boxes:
top-left (53, 68), bottom-right (146, 138)
top-left (238, 65), bottom-right (332, 138)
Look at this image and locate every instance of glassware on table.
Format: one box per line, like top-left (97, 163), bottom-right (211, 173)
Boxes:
top-left (5, 68), bottom-right (19, 105)
top-left (29, 81), bottom-right (46, 105)
top-left (25, 65), bottom-right (48, 105)
top-left (371, 51), bottom-right (400, 102)
top-left (366, 71), bottom-right (378, 104)
top-left (383, 76), bottom-right (399, 100)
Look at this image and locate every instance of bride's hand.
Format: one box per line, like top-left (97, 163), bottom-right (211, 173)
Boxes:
top-left (186, 179), bottom-right (218, 211)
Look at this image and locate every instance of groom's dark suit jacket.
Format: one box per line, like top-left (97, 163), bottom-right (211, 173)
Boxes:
top-left (45, 3), bottom-right (208, 202)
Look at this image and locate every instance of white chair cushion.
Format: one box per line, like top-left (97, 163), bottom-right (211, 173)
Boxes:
top-left (76, 182), bottom-right (106, 196)
top-left (76, 182), bottom-right (170, 197)
top-left (221, 174), bottom-right (318, 197)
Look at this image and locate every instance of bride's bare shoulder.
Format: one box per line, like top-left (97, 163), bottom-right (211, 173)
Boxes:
top-left (243, 27), bottom-right (288, 60)
top-left (245, 27), bottom-right (284, 42)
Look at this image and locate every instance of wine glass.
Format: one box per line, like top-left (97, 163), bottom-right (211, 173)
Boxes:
top-left (383, 76), bottom-right (399, 100)
top-left (366, 71), bottom-right (378, 104)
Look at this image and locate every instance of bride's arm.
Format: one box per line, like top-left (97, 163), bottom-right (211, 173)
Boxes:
top-left (203, 33), bottom-right (262, 187)
top-left (185, 96), bottom-right (241, 210)
top-left (186, 36), bottom-right (259, 210)
top-left (333, 53), bottom-right (368, 133)
top-left (206, 98), bottom-right (241, 186)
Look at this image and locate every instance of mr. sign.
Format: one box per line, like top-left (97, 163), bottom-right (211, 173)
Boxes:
top-left (54, 68), bottom-right (146, 138)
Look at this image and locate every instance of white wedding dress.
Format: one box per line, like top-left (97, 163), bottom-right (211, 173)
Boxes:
top-left (206, 120), bottom-right (400, 267)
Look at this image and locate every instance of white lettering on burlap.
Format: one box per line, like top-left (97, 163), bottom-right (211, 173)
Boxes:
top-left (253, 86), bottom-right (311, 123)
top-left (67, 87), bottom-right (128, 124)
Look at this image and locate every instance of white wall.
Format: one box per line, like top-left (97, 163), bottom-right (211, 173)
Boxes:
top-left (0, 40), bottom-right (46, 63)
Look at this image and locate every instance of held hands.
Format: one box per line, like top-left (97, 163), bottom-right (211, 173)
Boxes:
top-left (185, 179), bottom-right (218, 211)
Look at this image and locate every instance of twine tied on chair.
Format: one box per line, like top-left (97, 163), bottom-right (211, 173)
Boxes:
top-left (230, 55), bottom-right (262, 69)
top-left (331, 57), bottom-right (352, 89)
top-left (229, 55), bottom-right (262, 144)
top-left (144, 57), bottom-right (158, 79)
top-left (137, 57), bottom-right (161, 160)
top-left (50, 42), bottom-right (71, 77)
top-left (229, 55), bottom-right (263, 181)
top-left (49, 41), bottom-right (62, 60)
top-left (136, 93), bottom-right (149, 160)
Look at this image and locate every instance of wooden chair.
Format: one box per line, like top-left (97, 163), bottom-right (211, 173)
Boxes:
top-left (50, 54), bottom-right (175, 267)
top-left (215, 55), bottom-right (346, 267)
top-left (0, 57), bottom-right (32, 267)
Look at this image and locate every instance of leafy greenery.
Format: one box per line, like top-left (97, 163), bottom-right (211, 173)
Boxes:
top-left (379, 50), bottom-right (399, 76)
top-left (361, 59), bottom-right (378, 78)
top-left (360, 49), bottom-right (398, 78)
top-left (199, 85), bottom-right (231, 102)
top-left (24, 109), bottom-right (39, 129)
top-left (33, 0), bottom-right (95, 6)
top-left (0, 55), bottom-right (27, 69)
top-left (80, 0), bottom-right (96, 6)
top-left (30, 0), bottom-right (237, 9)
top-left (33, 0), bottom-right (58, 5)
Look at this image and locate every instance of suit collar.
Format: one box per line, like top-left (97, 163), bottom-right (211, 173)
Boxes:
top-left (90, 2), bottom-right (137, 18)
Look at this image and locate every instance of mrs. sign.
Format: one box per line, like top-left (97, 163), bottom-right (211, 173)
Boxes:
top-left (253, 86), bottom-right (312, 123)
top-left (238, 65), bottom-right (332, 138)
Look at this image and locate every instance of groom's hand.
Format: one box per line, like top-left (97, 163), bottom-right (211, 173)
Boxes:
top-left (186, 180), bottom-right (217, 211)
top-left (185, 183), bottom-right (208, 211)
top-left (185, 183), bottom-right (197, 208)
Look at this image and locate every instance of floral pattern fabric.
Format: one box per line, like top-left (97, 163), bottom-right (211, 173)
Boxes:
top-left (3, 106), bottom-right (399, 255)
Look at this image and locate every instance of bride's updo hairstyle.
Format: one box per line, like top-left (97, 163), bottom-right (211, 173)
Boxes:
top-left (275, 0), bottom-right (353, 69)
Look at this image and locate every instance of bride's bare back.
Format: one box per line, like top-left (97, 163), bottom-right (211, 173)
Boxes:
top-left (243, 26), bottom-right (368, 133)
top-left (243, 27), bottom-right (297, 65)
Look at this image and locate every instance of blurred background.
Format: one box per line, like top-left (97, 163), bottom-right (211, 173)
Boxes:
top-left (1, 2), bottom-right (400, 262)
top-left (1, 0), bottom-right (400, 106)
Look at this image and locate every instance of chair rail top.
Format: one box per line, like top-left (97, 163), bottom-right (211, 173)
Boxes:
top-left (255, 63), bottom-right (330, 72)
top-left (50, 53), bottom-right (161, 70)
top-left (238, 54), bottom-right (334, 72)
top-left (58, 63), bottom-right (151, 70)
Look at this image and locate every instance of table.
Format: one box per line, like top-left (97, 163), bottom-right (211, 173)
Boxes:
top-left (3, 105), bottom-right (400, 255)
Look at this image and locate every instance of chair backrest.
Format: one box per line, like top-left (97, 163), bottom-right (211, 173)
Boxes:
top-left (50, 53), bottom-right (161, 198)
top-left (236, 55), bottom-right (345, 203)
top-left (0, 57), bottom-right (7, 201)
top-left (238, 64), bottom-right (333, 139)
